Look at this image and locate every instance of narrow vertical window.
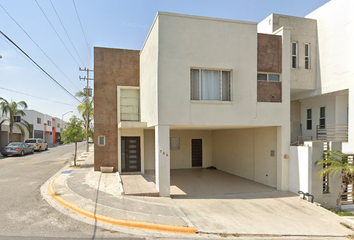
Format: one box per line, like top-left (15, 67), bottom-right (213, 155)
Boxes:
top-left (292, 42), bottom-right (298, 68)
top-left (98, 136), bottom-right (105, 146)
top-left (306, 109), bottom-right (312, 130)
top-left (320, 107), bottom-right (326, 129)
top-left (191, 69), bottom-right (200, 100)
top-left (305, 43), bottom-right (311, 69)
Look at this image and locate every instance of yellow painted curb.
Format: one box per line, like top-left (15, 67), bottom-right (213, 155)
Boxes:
top-left (48, 172), bottom-right (198, 235)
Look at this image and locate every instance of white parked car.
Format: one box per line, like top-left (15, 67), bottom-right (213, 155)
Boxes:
top-left (24, 138), bottom-right (48, 151)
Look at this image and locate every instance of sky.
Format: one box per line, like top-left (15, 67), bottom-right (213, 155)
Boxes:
top-left (0, 0), bottom-right (331, 122)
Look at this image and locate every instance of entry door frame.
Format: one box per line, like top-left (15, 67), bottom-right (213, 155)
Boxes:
top-left (121, 136), bottom-right (141, 172)
top-left (191, 139), bottom-right (203, 167)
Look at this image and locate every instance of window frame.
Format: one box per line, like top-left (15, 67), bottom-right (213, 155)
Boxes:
top-left (306, 109), bottom-right (312, 130)
top-left (37, 117), bottom-right (41, 124)
top-left (98, 136), bottom-right (105, 146)
top-left (305, 43), bottom-right (311, 69)
top-left (14, 116), bottom-right (21, 122)
top-left (47, 120), bottom-right (51, 126)
top-left (118, 86), bottom-right (140, 122)
top-left (257, 73), bottom-right (281, 82)
top-left (170, 137), bottom-right (180, 150)
top-left (190, 68), bottom-right (232, 102)
top-left (292, 42), bottom-right (298, 68)
top-left (319, 107), bottom-right (326, 129)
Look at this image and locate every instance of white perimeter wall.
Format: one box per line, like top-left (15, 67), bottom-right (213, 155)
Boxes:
top-left (289, 146), bottom-right (311, 194)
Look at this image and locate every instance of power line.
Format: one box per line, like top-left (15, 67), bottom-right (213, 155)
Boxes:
top-left (35, 0), bottom-right (81, 67)
top-left (50, 0), bottom-right (86, 67)
top-left (0, 3), bottom-right (81, 91)
top-left (0, 87), bottom-right (77, 107)
top-left (72, 0), bottom-right (92, 60)
top-left (0, 30), bottom-right (82, 104)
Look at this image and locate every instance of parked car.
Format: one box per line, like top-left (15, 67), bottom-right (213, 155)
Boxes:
top-left (24, 138), bottom-right (48, 151)
top-left (1, 142), bottom-right (34, 157)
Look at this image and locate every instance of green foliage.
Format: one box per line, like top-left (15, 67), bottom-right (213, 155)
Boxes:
top-left (0, 97), bottom-right (32, 142)
top-left (61, 116), bottom-right (85, 144)
top-left (316, 150), bottom-right (354, 212)
top-left (331, 210), bottom-right (354, 216)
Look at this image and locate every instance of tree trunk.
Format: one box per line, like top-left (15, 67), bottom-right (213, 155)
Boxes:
top-left (9, 124), bottom-right (13, 143)
top-left (74, 142), bottom-right (77, 166)
top-left (335, 174), bottom-right (346, 212)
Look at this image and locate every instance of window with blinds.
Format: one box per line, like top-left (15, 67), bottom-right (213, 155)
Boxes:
top-left (120, 89), bottom-right (140, 121)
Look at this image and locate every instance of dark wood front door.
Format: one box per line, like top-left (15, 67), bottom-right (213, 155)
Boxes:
top-left (192, 139), bottom-right (202, 167)
top-left (121, 137), bottom-right (141, 172)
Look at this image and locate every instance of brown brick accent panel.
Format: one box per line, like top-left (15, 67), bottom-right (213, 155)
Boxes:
top-left (257, 34), bottom-right (282, 73)
top-left (257, 81), bottom-right (282, 103)
top-left (94, 47), bottom-right (140, 172)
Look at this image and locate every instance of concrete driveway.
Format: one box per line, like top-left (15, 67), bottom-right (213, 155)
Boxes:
top-left (141, 169), bottom-right (354, 236)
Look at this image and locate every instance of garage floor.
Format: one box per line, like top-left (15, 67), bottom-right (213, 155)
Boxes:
top-left (144, 168), bottom-right (277, 197)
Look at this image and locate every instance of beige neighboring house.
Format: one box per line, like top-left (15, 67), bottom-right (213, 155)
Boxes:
top-left (0, 117), bottom-right (30, 148)
top-left (94, 0), bottom-right (354, 208)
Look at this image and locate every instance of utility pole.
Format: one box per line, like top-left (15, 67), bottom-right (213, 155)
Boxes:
top-left (79, 67), bottom-right (93, 152)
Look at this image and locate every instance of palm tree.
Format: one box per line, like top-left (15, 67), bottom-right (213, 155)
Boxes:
top-left (75, 91), bottom-right (94, 150)
top-left (316, 150), bottom-right (354, 212)
top-left (0, 97), bottom-right (32, 142)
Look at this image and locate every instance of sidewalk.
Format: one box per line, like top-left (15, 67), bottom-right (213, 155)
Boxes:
top-left (41, 145), bottom-right (354, 239)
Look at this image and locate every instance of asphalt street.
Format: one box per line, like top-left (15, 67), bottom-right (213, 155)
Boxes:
top-left (0, 142), bottom-right (140, 239)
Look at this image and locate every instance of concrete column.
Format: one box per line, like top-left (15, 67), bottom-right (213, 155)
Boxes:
top-left (118, 129), bottom-right (121, 173)
top-left (348, 88), bottom-right (354, 153)
top-left (155, 125), bottom-right (170, 197)
top-left (277, 126), bottom-right (290, 191)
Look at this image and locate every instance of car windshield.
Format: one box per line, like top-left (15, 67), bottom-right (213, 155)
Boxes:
top-left (7, 143), bottom-right (20, 147)
top-left (25, 140), bottom-right (36, 143)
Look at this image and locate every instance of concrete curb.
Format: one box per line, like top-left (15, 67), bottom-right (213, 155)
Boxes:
top-left (48, 171), bottom-right (198, 235)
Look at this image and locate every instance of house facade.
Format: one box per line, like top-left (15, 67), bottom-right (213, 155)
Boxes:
top-left (94, 0), bottom-right (353, 199)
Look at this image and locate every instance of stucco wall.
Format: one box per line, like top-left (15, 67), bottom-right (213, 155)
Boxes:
top-left (94, 47), bottom-right (140, 171)
top-left (144, 129), bottom-right (213, 170)
top-left (290, 100), bottom-right (302, 143)
top-left (140, 17), bottom-right (159, 127)
top-left (300, 93), bottom-right (348, 141)
top-left (212, 127), bottom-right (277, 188)
top-left (157, 12), bottom-right (259, 126)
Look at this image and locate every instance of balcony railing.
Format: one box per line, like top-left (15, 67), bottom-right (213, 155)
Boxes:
top-left (316, 123), bottom-right (348, 142)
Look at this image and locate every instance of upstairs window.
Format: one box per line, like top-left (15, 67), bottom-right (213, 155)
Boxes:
top-left (191, 69), bottom-right (231, 101)
top-left (120, 89), bottom-right (139, 121)
top-left (306, 109), bottom-right (312, 130)
top-left (257, 73), bottom-right (280, 82)
top-left (305, 43), bottom-right (311, 69)
top-left (37, 117), bottom-right (41, 124)
top-left (14, 116), bottom-right (21, 122)
top-left (320, 107), bottom-right (326, 128)
top-left (292, 42), bottom-right (298, 68)
top-left (47, 120), bottom-right (51, 126)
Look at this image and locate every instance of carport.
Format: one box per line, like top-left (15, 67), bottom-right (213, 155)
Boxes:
top-left (121, 168), bottom-right (277, 197)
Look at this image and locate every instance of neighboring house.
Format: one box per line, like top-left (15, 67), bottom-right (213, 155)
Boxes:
top-left (0, 115), bottom-right (29, 148)
top-left (22, 110), bottom-right (62, 145)
top-left (94, 0), bottom-right (354, 202)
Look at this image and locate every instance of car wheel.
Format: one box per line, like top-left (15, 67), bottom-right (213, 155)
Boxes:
top-left (39, 146), bottom-right (42, 152)
top-left (45, 145), bottom-right (48, 150)
top-left (2, 154), bottom-right (8, 157)
top-left (21, 150), bottom-right (25, 156)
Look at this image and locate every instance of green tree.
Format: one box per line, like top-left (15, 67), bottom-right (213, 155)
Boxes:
top-left (75, 91), bottom-right (94, 147)
top-left (316, 150), bottom-right (354, 212)
top-left (61, 115), bottom-right (85, 166)
top-left (0, 97), bottom-right (32, 142)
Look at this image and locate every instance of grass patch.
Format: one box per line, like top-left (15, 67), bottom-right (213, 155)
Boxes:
top-left (332, 210), bottom-right (354, 216)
